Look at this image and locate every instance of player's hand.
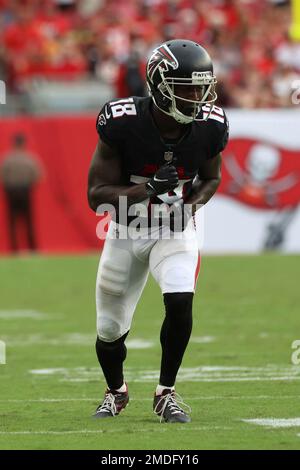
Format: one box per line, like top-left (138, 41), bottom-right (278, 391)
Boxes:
top-left (146, 164), bottom-right (179, 196)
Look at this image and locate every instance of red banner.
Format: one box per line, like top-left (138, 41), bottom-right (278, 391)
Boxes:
top-left (0, 115), bottom-right (102, 254)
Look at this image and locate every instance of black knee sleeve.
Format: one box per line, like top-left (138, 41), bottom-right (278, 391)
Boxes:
top-left (163, 292), bottom-right (193, 323)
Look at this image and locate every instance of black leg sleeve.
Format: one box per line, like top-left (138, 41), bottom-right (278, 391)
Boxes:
top-left (159, 292), bottom-right (193, 387)
top-left (95, 331), bottom-right (129, 390)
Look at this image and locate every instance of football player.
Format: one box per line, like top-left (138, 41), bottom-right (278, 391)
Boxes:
top-left (88, 39), bottom-right (229, 423)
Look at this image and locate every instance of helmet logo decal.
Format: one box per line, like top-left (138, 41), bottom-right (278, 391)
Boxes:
top-left (147, 45), bottom-right (178, 81)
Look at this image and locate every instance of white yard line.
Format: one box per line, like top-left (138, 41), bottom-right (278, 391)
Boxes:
top-left (190, 336), bottom-right (216, 344)
top-left (0, 426), bottom-right (232, 436)
top-left (28, 365), bottom-right (300, 383)
top-left (59, 376), bottom-right (300, 383)
top-left (0, 310), bottom-right (49, 320)
top-left (3, 335), bottom-right (154, 348)
top-left (242, 418), bottom-right (300, 428)
top-left (0, 430), bottom-right (106, 435)
top-left (0, 395), bottom-right (299, 404)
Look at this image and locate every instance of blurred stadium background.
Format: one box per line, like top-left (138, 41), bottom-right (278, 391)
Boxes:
top-left (0, 0), bottom-right (299, 254)
top-left (0, 0), bottom-right (300, 451)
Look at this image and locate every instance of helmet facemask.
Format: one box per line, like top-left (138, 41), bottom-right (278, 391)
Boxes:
top-left (157, 70), bottom-right (217, 124)
top-left (148, 67), bottom-right (217, 124)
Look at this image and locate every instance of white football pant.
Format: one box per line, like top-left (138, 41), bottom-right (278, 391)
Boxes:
top-left (96, 220), bottom-right (200, 342)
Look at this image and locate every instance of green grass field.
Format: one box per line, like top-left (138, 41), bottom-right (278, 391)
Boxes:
top-left (0, 253), bottom-right (299, 450)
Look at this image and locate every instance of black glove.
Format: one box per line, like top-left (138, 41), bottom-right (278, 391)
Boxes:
top-left (146, 164), bottom-right (179, 196)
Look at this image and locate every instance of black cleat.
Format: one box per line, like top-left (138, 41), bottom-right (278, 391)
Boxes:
top-left (153, 389), bottom-right (191, 423)
top-left (93, 385), bottom-right (129, 418)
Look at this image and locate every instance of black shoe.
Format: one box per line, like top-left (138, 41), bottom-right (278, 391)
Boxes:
top-left (93, 384), bottom-right (129, 418)
top-left (153, 389), bottom-right (191, 423)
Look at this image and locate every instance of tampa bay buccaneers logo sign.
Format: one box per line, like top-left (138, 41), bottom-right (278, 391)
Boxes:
top-left (221, 139), bottom-right (300, 209)
top-left (147, 45), bottom-right (179, 81)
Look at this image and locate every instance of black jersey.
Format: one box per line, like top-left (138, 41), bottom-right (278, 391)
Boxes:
top-left (96, 96), bottom-right (228, 209)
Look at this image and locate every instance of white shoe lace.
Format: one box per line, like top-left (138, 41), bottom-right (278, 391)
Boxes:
top-left (97, 393), bottom-right (117, 416)
top-left (154, 392), bottom-right (192, 423)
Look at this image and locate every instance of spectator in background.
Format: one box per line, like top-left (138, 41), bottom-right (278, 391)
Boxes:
top-left (0, 133), bottom-right (42, 252)
top-left (115, 49), bottom-right (147, 98)
top-left (0, 0), bottom-right (298, 109)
